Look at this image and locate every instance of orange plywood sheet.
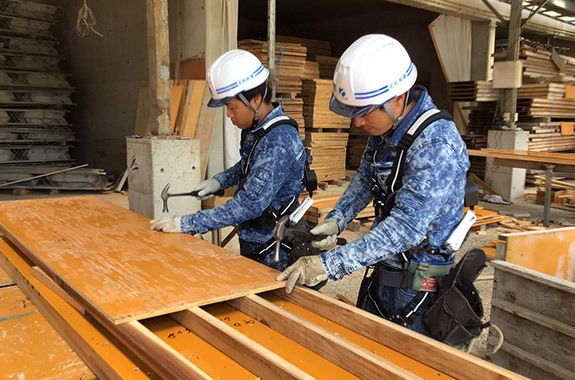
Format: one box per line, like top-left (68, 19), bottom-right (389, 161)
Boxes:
top-left (0, 197), bottom-right (283, 325)
top-left (0, 286), bottom-right (94, 379)
top-left (504, 227), bottom-right (575, 281)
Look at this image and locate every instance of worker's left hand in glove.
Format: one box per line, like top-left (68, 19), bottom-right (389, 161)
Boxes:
top-left (149, 216), bottom-right (182, 233)
top-left (276, 255), bottom-right (328, 293)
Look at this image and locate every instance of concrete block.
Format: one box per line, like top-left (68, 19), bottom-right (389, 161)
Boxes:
top-left (485, 130), bottom-right (529, 201)
top-left (126, 136), bottom-right (201, 219)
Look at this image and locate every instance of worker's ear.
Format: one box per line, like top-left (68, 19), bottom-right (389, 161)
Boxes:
top-left (250, 93), bottom-right (263, 109)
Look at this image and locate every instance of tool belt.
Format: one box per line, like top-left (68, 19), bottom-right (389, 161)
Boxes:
top-left (374, 260), bottom-right (453, 292)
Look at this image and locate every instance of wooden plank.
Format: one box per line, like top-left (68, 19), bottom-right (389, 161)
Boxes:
top-left (0, 263), bottom-right (14, 286)
top-left (194, 84), bottom-right (218, 179)
top-left (169, 83), bottom-right (185, 133)
top-left (228, 294), bottom-right (417, 379)
top-left (0, 197), bottom-right (283, 324)
top-left (497, 341), bottom-right (574, 380)
top-left (274, 287), bottom-right (525, 380)
top-left (32, 265), bottom-right (85, 314)
top-left (501, 228), bottom-right (575, 280)
top-left (0, 285), bottom-right (95, 379)
top-left (171, 307), bottom-right (313, 380)
top-left (179, 80), bottom-right (205, 138)
top-left (0, 239), bottom-right (149, 380)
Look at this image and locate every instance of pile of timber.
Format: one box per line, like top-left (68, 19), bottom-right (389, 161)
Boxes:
top-left (0, 197), bottom-right (520, 379)
top-left (519, 121), bottom-right (575, 152)
top-left (346, 125), bottom-right (369, 169)
top-left (517, 82), bottom-right (565, 99)
top-left (301, 79), bottom-right (350, 181)
top-left (0, 1), bottom-right (109, 190)
top-left (239, 39), bottom-right (307, 96)
top-left (517, 46), bottom-right (575, 82)
top-left (280, 97), bottom-right (305, 136)
top-left (276, 35), bottom-right (331, 61)
top-left (448, 81), bottom-right (500, 102)
top-left (517, 97), bottom-right (575, 119)
top-left (315, 55), bottom-right (339, 79)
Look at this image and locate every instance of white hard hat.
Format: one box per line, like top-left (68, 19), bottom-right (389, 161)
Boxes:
top-left (330, 34), bottom-right (417, 118)
top-left (207, 49), bottom-right (269, 108)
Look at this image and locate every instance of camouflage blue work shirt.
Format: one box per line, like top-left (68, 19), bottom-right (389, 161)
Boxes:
top-left (180, 104), bottom-right (306, 252)
top-left (321, 86), bottom-right (470, 281)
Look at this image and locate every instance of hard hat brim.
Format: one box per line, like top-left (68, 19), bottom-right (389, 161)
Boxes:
top-left (329, 94), bottom-right (381, 118)
top-left (207, 96), bottom-right (233, 108)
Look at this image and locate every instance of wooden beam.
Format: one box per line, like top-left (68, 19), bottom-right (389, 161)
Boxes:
top-left (32, 266), bottom-right (85, 314)
top-left (172, 307), bottom-right (312, 380)
top-left (274, 287), bottom-right (525, 380)
top-left (469, 172), bottom-right (499, 195)
top-left (146, 0), bottom-right (171, 135)
top-left (228, 294), bottom-right (418, 379)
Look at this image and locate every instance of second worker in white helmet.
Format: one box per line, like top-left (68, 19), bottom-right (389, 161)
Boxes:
top-left (277, 34), bottom-right (470, 338)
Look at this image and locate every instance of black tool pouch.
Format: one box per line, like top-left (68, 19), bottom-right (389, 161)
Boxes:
top-left (423, 248), bottom-right (487, 347)
top-left (355, 266), bottom-right (375, 309)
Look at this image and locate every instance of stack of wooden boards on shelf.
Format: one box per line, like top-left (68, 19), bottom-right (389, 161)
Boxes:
top-left (302, 79), bottom-right (350, 181)
top-left (0, 196), bottom-right (522, 379)
top-left (0, 0), bottom-right (109, 191)
top-left (134, 79), bottom-right (216, 178)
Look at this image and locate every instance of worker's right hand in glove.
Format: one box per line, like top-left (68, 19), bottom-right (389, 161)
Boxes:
top-left (276, 255), bottom-right (328, 294)
top-left (193, 178), bottom-right (221, 200)
top-left (310, 219), bottom-right (340, 251)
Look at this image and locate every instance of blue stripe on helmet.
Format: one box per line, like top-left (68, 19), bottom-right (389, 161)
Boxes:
top-left (216, 82), bottom-right (238, 94)
top-left (354, 63), bottom-right (414, 100)
top-left (355, 87), bottom-right (389, 100)
top-left (355, 85), bottom-right (389, 96)
top-left (253, 64), bottom-right (265, 76)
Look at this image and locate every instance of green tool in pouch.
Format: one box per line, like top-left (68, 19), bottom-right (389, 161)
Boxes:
top-left (423, 248), bottom-right (490, 347)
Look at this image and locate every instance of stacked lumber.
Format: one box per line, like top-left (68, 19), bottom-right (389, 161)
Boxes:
top-left (517, 46), bottom-right (575, 82)
top-left (239, 39), bottom-right (307, 96)
top-left (465, 206), bottom-right (505, 230)
top-left (304, 194), bottom-right (375, 224)
top-left (517, 97), bottom-right (575, 119)
top-left (315, 55), bottom-right (339, 79)
top-left (0, 2), bottom-right (109, 190)
top-left (279, 97), bottom-right (305, 135)
top-left (0, 197), bottom-right (519, 379)
top-left (448, 81), bottom-right (500, 102)
top-left (346, 125), bottom-right (369, 169)
top-left (301, 79), bottom-right (350, 181)
top-left (521, 121), bottom-right (575, 152)
top-left (517, 82), bottom-right (565, 99)
top-left (276, 35), bottom-right (331, 60)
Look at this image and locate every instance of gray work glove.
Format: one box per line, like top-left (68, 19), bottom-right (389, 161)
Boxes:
top-left (193, 178), bottom-right (221, 200)
top-left (150, 216), bottom-right (182, 233)
top-left (310, 219), bottom-right (340, 251)
top-left (276, 255), bottom-right (328, 294)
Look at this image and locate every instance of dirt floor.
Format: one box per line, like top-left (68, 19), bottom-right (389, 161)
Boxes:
top-left (1, 184), bottom-right (573, 359)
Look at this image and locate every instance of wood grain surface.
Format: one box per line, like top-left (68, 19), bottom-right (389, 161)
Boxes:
top-left (0, 196), bottom-right (283, 324)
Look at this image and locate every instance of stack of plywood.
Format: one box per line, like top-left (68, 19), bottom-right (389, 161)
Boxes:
top-left (301, 79), bottom-right (350, 181)
top-left (280, 97), bottom-right (305, 136)
top-left (239, 39), bottom-right (307, 96)
top-left (276, 35), bottom-right (331, 61)
top-left (448, 81), bottom-right (500, 102)
top-left (346, 125), bottom-right (369, 169)
top-left (315, 55), bottom-right (339, 79)
top-left (522, 121), bottom-right (575, 152)
top-left (518, 46), bottom-right (575, 82)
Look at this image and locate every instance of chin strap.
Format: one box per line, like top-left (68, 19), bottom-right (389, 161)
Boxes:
top-left (383, 91), bottom-right (410, 129)
top-left (237, 85), bottom-right (269, 129)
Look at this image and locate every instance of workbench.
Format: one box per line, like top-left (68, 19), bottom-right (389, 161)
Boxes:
top-left (0, 196), bottom-right (525, 379)
top-left (468, 149), bottom-right (575, 226)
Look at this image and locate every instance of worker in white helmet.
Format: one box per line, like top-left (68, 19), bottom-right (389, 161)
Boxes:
top-left (151, 49), bottom-right (307, 271)
top-left (277, 34), bottom-right (470, 338)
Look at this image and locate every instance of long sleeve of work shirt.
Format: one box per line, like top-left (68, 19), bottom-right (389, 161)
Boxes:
top-left (179, 125), bottom-right (305, 235)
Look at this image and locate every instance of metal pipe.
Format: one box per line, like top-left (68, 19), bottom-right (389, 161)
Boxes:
top-left (267, 0), bottom-right (276, 101)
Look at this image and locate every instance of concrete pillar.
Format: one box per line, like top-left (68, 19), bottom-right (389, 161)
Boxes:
top-left (485, 130), bottom-right (529, 200)
top-left (470, 20), bottom-right (496, 81)
top-left (126, 137), bottom-right (201, 219)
